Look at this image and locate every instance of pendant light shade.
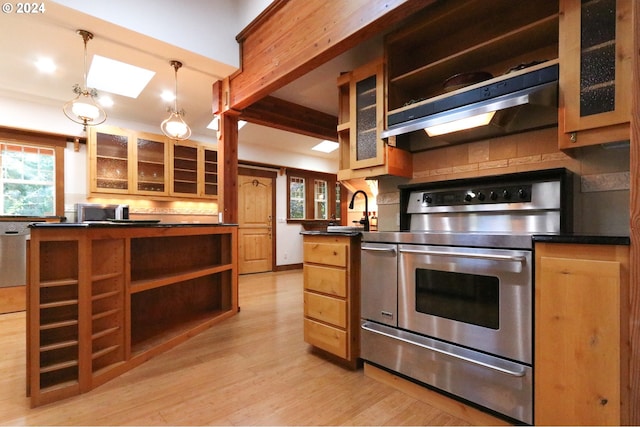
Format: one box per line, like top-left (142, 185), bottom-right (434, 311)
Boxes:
top-left (161, 60), bottom-right (191, 140)
top-left (63, 30), bottom-right (107, 130)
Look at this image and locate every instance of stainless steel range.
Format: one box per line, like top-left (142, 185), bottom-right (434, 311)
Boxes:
top-left (360, 168), bottom-right (572, 425)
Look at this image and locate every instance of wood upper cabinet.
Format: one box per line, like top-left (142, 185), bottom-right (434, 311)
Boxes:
top-left (88, 126), bottom-right (133, 194)
top-left (558, 0), bottom-right (632, 148)
top-left (534, 242), bottom-right (629, 425)
top-left (88, 125), bottom-right (217, 200)
top-left (135, 131), bottom-right (169, 195)
top-left (337, 58), bottom-right (412, 181)
top-left (170, 142), bottom-right (218, 198)
top-left (302, 234), bottom-right (361, 368)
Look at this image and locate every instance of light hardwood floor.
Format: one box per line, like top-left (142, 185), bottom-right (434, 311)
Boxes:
top-left (0, 270), bottom-right (471, 426)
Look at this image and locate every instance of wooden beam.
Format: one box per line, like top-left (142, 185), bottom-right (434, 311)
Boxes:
top-left (240, 96), bottom-right (338, 141)
top-left (230, 0), bottom-right (435, 110)
top-left (219, 110), bottom-right (240, 225)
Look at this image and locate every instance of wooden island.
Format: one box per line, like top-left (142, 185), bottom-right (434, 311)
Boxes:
top-left (27, 223), bottom-right (237, 407)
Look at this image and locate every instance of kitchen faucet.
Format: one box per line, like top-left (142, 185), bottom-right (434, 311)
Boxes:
top-left (348, 190), bottom-right (369, 231)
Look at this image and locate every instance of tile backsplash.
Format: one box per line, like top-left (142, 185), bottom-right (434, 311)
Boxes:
top-left (377, 127), bottom-right (630, 236)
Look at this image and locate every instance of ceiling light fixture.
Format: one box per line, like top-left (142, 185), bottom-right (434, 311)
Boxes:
top-left (160, 60), bottom-right (191, 141)
top-left (62, 30), bottom-right (107, 131)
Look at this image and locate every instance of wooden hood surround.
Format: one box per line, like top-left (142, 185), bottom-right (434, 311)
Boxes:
top-left (214, 1), bottom-right (640, 424)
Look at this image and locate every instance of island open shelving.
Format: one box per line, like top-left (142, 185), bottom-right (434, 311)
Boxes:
top-left (27, 223), bottom-right (238, 407)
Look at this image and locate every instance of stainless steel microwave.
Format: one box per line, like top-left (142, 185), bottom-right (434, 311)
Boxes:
top-left (75, 203), bottom-right (129, 222)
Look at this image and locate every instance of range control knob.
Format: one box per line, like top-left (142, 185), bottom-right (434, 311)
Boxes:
top-left (503, 189), bottom-right (511, 200)
top-left (423, 194), bottom-right (433, 204)
top-left (518, 188), bottom-right (527, 199)
top-left (477, 192), bottom-right (486, 201)
top-left (490, 191), bottom-right (498, 201)
top-left (464, 191), bottom-right (476, 202)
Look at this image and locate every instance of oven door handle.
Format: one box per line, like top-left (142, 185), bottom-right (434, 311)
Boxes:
top-left (399, 248), bottom-right (525, 264)
top-left (361, 322), bottom-right (527, 377)
top-left (362, 246), bottom-right (397, 254)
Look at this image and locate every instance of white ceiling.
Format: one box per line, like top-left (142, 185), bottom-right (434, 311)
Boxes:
top-left (0, 1), bottom-right (383, 162)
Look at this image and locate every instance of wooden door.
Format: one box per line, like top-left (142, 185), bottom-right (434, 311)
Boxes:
top-left (238, 175), bottom-right (273, 274)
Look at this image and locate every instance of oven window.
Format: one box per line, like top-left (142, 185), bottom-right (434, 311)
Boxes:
top-left (415, 269), bottom-right (499, 329)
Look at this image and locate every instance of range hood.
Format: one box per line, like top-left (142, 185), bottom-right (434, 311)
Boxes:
top-left (381, 63), bottom-right (559, 149)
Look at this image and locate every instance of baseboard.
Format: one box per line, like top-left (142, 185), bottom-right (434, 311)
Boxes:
top-left (274, 263), bottom-right (302, 272)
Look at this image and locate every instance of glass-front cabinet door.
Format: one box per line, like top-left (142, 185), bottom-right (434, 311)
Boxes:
top-left (558, 0), bottom-right (631, 147)
top-left (89, 126), bottom-right (131, 194)
top-left (135, 132), bottom-right (168, 195)
top-left (349, 60), bottom-right (385, 169)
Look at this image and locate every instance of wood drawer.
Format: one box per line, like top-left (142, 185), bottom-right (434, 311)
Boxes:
top-left (304, 318), bottom-right (348, 358)
top-left (303, 264), bottom-right (347, 297)
top-left (303, 242), bottom-right (347, 267)
top-left (304, 291), bottom-right (347, 328)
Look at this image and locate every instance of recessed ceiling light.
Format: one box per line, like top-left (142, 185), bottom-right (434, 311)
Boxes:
top-left (35, 57), bottom-right (56, 73)
top-left (312, 140), bottom-right (339, 153)
top-left (87, 55), bottom-right (155, 98)
top-left (99, 96), bottom-right (114, 108)
top-left (161, 90), bottom-right (175, 102)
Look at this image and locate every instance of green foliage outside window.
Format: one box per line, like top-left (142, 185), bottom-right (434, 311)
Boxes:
top-left (1, 143), bottom-right (55, 216)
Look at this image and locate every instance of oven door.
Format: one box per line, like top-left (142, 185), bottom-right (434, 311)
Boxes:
top-left (398, 244), bottom-right (532, 364)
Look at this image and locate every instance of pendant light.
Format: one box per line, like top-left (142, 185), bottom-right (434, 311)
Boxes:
top-left (63, 30), bottom-right (107, 131)
top-left (160, 60), bottom-right (191, 140)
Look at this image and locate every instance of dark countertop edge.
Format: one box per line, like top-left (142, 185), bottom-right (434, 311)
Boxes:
top-left (300, 231), bottom-right (362, 237)
top-left (1, 216), bottom-right (65, 222)
top-left (533, 234), bottom-right (630, 246)
top-left (29, 222), bottom-right (238, 228)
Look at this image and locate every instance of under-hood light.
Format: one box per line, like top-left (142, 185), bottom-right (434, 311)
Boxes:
top-left (425, 111), bottom-right (496, 137)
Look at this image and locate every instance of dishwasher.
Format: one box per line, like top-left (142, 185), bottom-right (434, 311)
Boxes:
top-left (0, 223), bottom-right (29, 288)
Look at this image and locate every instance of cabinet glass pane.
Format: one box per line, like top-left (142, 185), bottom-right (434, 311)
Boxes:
top-left (96, 132), bottom-right (128, 190)
top-left (356, 75), bottom-right (377, 161)
top-left (173, 145), bottom-right (197, 194)
top-left (579, 0), bottom-right (616, 117)
top-left (137, 138), bottom-right (165, 192)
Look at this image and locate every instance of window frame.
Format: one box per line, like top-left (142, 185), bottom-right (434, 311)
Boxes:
top-left (0, 127), bottom-right (67, 218)
top-left (286, 168), bottom-right (342, 223)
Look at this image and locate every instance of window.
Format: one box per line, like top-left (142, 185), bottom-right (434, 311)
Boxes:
top-left (289, 176), bottom-right (305, 219)
top-left (314, 179), bottom-right (327, 219)
top-left (1, 143), bottom-right (55, 215)
top-left (0, 127), bottom-right (66, 217)
top-left (287, 168), bottom-right (341, 222)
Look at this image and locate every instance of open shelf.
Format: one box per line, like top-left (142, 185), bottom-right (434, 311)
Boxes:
top-left (385, 0), bottom-right (559, 110)
top-left (130, 264), bottom-right (232, 293)
top-left (130, 270), bottom-right (233, 354)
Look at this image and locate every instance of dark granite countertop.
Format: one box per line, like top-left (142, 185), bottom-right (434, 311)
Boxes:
top-left (300, 230), bottom-right (362, 237)
top-left (533, 233), bottom-right (630, 246)
top-left (29, 221), bottom-right (237, 228)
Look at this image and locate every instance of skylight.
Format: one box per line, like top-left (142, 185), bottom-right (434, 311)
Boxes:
top-left (312, 140), bottom-right (339, 153)
top-left (87, 55), bottom-right (155, 98)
